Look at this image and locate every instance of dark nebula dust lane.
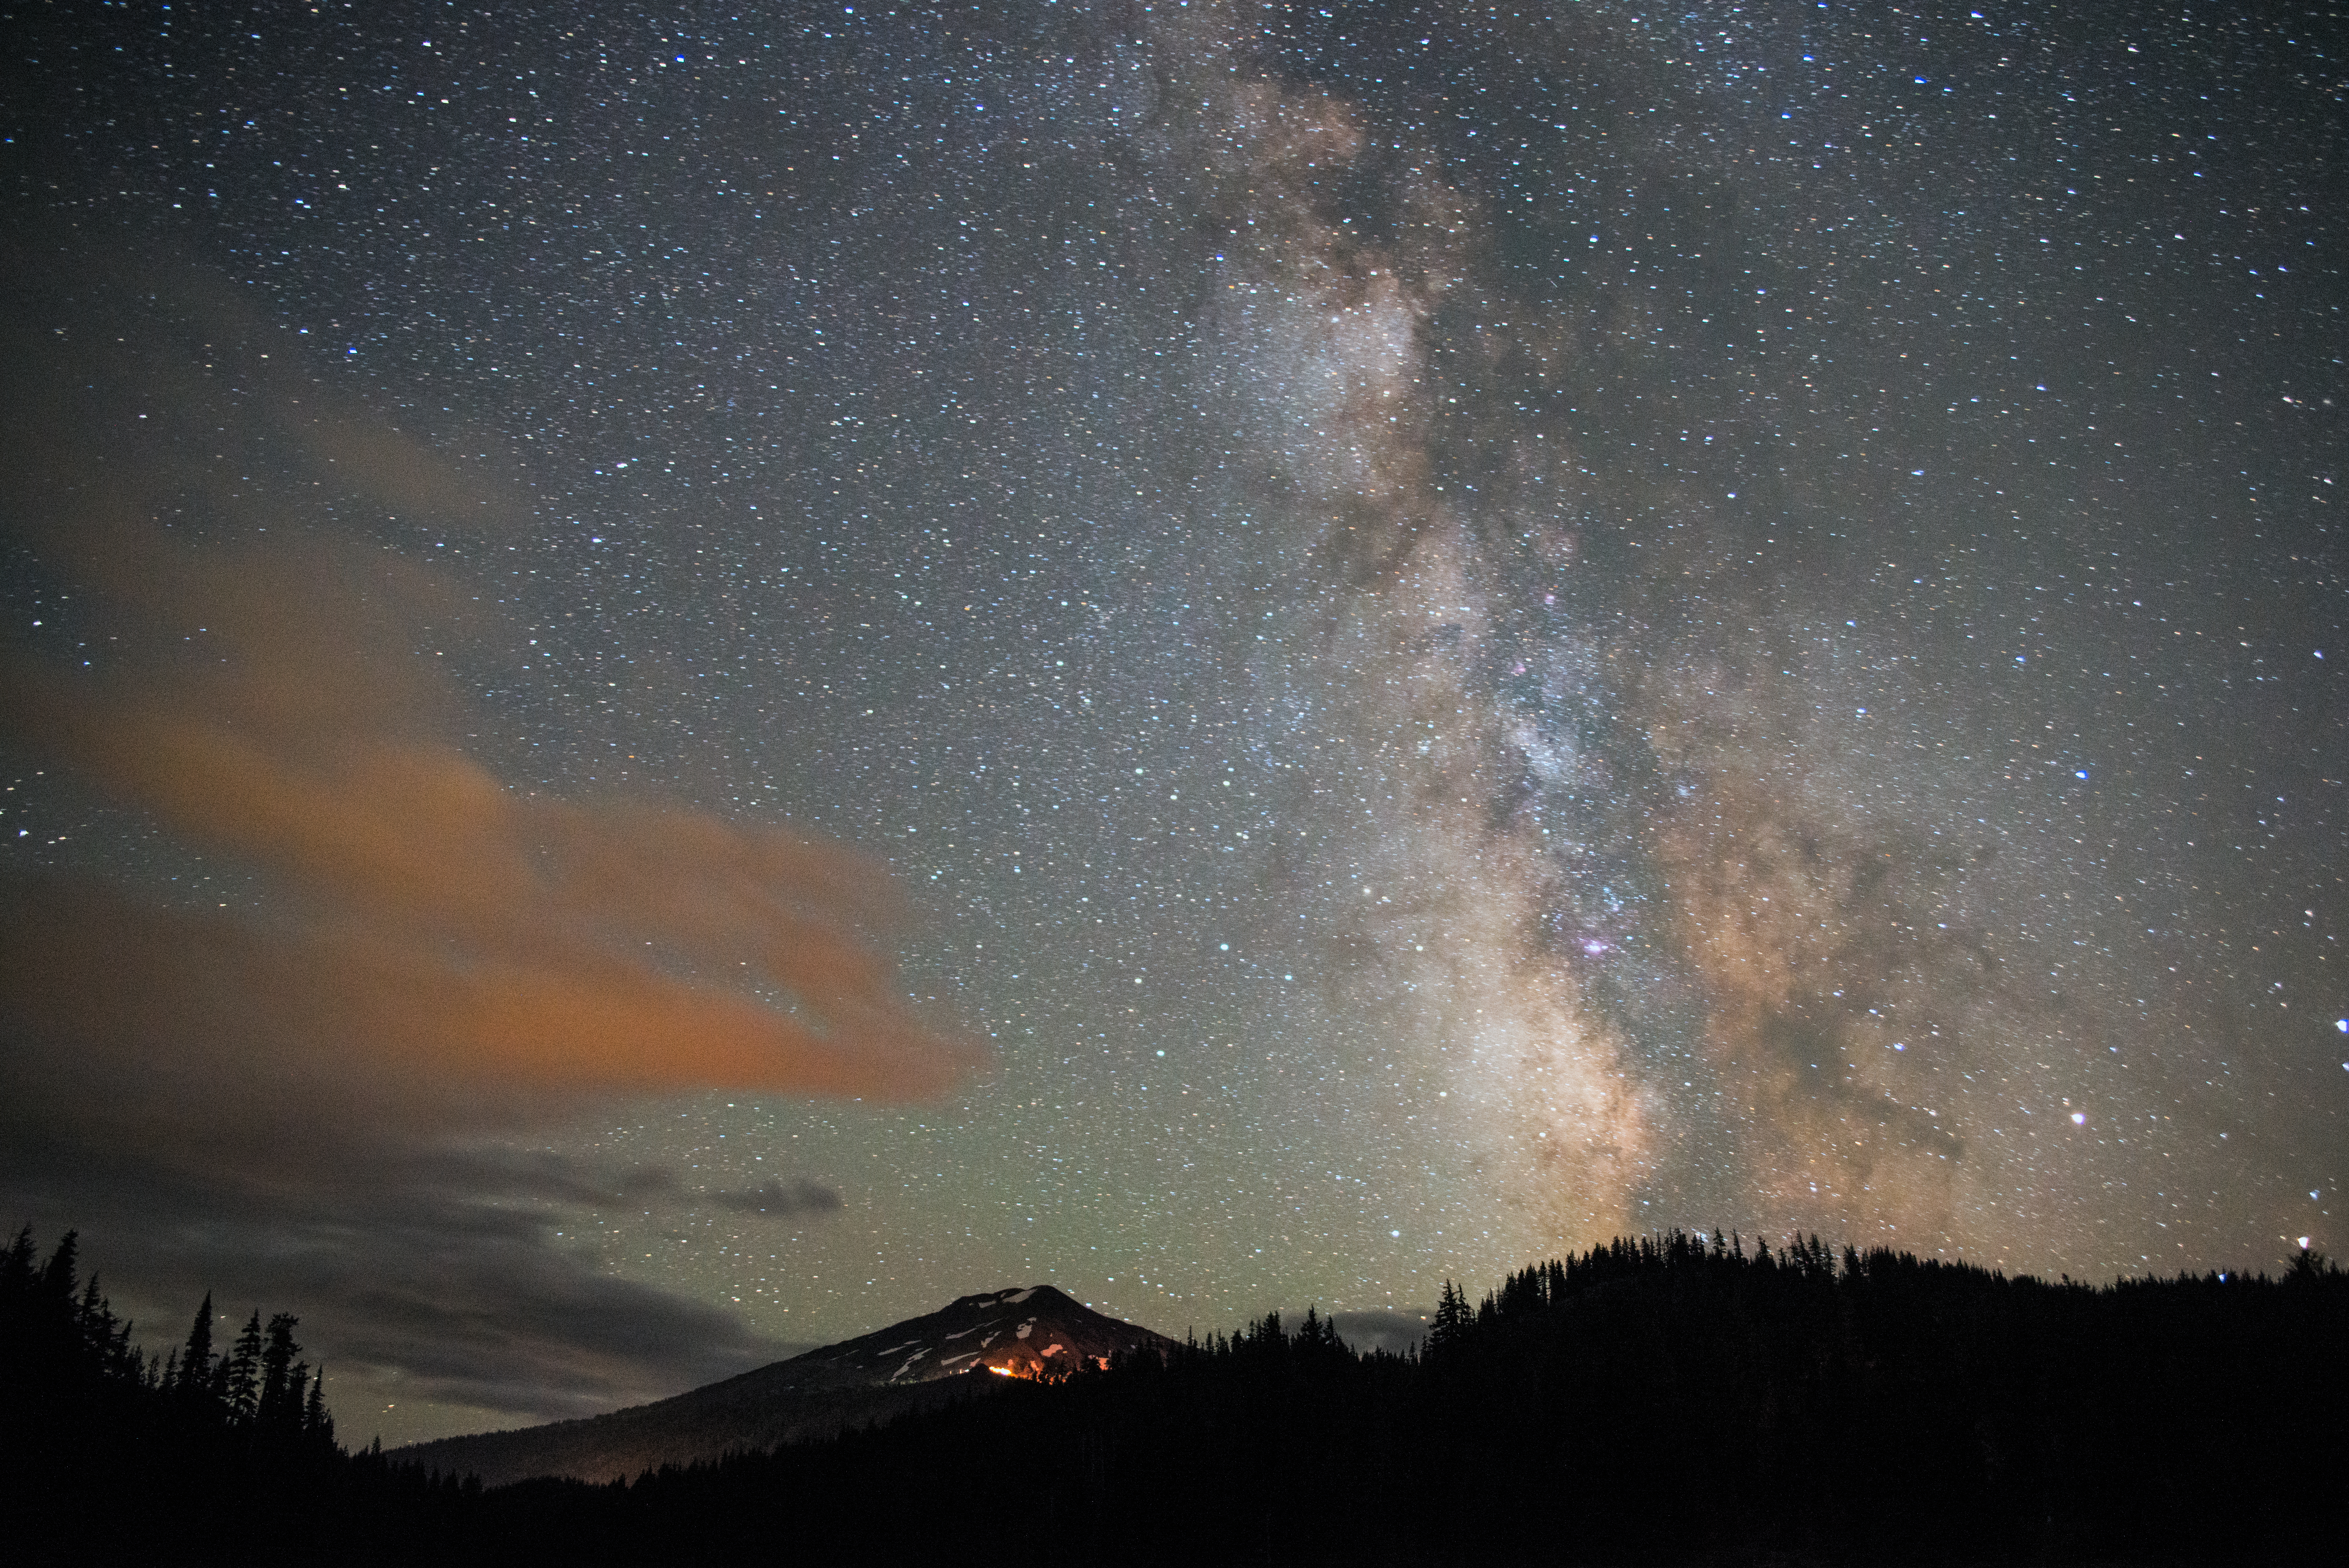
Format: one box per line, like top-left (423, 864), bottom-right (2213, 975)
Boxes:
top-left (2, 1), bottom-right (2343, 1443)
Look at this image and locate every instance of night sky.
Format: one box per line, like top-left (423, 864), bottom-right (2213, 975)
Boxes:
top-left (3, 0), bottom-right (2342, 1447)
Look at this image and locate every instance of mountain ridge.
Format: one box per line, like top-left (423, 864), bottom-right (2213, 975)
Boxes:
top-left (395, 1284), bottom-right (1172, 1486)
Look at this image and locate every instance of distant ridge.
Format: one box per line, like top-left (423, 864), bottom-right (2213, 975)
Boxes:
top-left (396, 1285), bottom-right (1172, 1486)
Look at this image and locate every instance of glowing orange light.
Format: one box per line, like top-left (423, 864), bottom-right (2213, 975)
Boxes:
top-left (987, 1363), bottom-right (1018, 1376)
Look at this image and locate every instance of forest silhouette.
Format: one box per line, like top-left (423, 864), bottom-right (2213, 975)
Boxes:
top-left (4, 1225), bottom-right (2340, 1564)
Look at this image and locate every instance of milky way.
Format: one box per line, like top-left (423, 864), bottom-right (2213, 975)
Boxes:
top-left (2, 1), bottom-right (2342, 1444)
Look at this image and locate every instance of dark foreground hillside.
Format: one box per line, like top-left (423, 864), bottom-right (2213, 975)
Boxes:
top-left (7, 1229), bottom-right (2344, 1566)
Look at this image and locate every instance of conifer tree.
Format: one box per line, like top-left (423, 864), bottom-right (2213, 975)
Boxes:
top-left (39, 1229), bottom-right (79, 1302)
top-left (176, 1292), bottom-right (216, 1400)
top-left (259, 1312), bottom-right (303, 1431)
top-left (76, 1274), bottom-right (135, 1374)
top-left (0, 1225), bottom-right (35, 1292)
top-left (224, 1310), bottom-right (264, 1422)
top-left (304, 1366), bottom-right (334, 1447)
top-left (1429, 1280), bottom-right (1467, 1351)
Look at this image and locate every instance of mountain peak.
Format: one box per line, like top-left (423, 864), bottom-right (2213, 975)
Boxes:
top-left (801, 1282), bottom-right (1165, 1384)
top-left (395, 1284), bottom-right (1172, 1486)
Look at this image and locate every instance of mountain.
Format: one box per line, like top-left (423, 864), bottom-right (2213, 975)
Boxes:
top-left (394, 1285), bottom-right (1172, 1487)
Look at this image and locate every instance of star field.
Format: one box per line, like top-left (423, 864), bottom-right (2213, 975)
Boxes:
top-left (1, 0), bottom-right (2342, 1445)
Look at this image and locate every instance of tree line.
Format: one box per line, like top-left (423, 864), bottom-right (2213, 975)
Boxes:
top-left (5, 1225), bottom-right (2342, 1564)
top-left (0, 1227), bottom-right (479, 1563)
top-left (481, 1229), bottom-right (2345, 1565)
top-left (1, 1226), bottom-right (336, 1449)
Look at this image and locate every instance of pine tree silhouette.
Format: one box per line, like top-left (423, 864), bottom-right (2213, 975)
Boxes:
top-left (39, 1229), bottom-right (79, 1303)
top-left (224, 1311), bottom-right (264, 1423)
top-left (176, 1293), bottom-right (216, 1403)
top-left (1429, 1279), bottom-right (1468, 1352)
top-left (303, 1366), bottom-right (334, 1448)
top-left (0, 1225), bottom-right (35, 1292)
top-left (258, 1312), bottom-right (303, 1432)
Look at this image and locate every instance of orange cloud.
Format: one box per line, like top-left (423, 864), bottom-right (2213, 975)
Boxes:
top-left (0, 306), bottom-right (975, 1123)
top-left (0, 536), bottom-right (974, 1110)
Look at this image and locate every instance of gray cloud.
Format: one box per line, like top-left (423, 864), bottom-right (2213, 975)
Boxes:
top-left (1330, 1308), bottom-right (1430, 1359)
top-left (702, 1180), bottom-right (846, 1218)
top-left (0, 1120), bottom-right (781, 1429)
